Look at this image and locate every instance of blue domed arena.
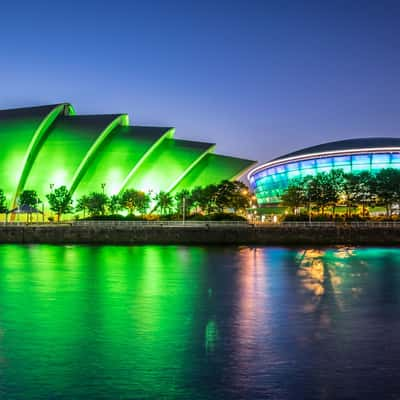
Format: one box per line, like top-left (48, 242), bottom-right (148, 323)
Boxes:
top-left (248, 138), bottom-right (400, 205)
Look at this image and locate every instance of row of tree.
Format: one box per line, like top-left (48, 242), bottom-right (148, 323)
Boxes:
top-left (77, 180), bottom-right (251, 218)
top-left (281, 168), bottom-right (400, 216)
top-left (0, 180), bottom-right (252, 221)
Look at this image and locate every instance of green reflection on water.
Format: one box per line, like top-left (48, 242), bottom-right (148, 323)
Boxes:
top-left (0, 245), bottom-right (207, 399)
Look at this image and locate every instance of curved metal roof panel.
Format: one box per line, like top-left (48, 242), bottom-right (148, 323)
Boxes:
top-left (0, 104), bottom-right (72, 119)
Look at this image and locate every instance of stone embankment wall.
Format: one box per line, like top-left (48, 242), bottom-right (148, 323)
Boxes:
top-left (0, 224), bottom-right (399, 245)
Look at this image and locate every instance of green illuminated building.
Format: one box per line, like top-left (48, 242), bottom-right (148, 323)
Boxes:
top-left (0, 103), bottom-right (255, 204)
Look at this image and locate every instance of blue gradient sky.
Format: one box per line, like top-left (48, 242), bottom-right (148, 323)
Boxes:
top-left (1, 0), bottom-right (399, 164)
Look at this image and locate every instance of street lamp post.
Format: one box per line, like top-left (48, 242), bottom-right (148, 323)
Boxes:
top-left (252, 204), bottom-right (257, 223)
top-left (48, 183), bottom-right (54, 222)
top-left (182, 196), bottom-right (186, 225)
top-left (36, 195), bottom-right (41, 223)
top-left (5, 201), bottom-right (9, 225)
top-left (101, 183), bottom-right (106, 194)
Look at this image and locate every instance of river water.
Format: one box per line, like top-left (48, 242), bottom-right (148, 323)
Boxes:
top-left (0, 245), bottom-right (399, 399)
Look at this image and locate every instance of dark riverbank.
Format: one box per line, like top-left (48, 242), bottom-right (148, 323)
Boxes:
top-left (1, 223), bottom-right (400, 245)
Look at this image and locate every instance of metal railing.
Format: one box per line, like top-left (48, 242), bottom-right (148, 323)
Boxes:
top-left (259, 221), bottom-right (400, 228)
top-left (0, 220), bottom-right (251, 227)
top-left (0, 222), bottom-right (74, 227)
top-left (1, 220), bottom-right (400, 228)
top-left (72, 220), bottom-right (251, 227)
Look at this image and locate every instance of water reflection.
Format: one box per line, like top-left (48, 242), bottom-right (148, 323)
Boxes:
top-left (236, 247), bottom-right (269, 343)
top-left (0, 245), bottom-right (399, 398)
top-left (297, 249), bottom-right (326, 297)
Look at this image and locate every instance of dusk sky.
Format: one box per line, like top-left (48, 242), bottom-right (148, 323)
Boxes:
top-left (1, 0), bottom-right (400, 165)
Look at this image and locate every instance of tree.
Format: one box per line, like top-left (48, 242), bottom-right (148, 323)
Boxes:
top-left (306, 170), bottom-right (344, 214)
top-left (76, 195), bottom-right (90, 218)
top-left (85, 192), bottom-right (109, 216)
top-left (0, 189), bottom-right (7, 214)
top-left (108, 194), bottom-right (122, 214)
top-left (342, 171), bottom-right (374, 216)
top-left (136, 191), bottom-right (150, 215)
top-left (18, 190), bottom-right (40, 222)
top-left (342, 173), bottom-right (360, 215)
top-left (358, 171), bottom-right (377, 215)
top-left (175, 189), bottom-right (192, 216)
top-left (46, 185), bottom-right (73, 222)
top-left (18, 190), bottom-right (39, 208)
top-left (374, 168), bottom-right (400, 216)
top-left (190, 186), bottom-right (205, 213)
top-left (121, 189), bottom-right (150, 215)
top-left (326, 169), bottom-right (345, 214)
top-left (154, 191), bottom-right (174, 215)
top-left (214, 180), bottom-right (250, 213)
top-left (201, 184), bottom-right (219, 214)
top-left (281, 179), bottom-right (306, 214)
top-left (230, 181), bottom-right (252, 212)
top-left (214, 181), bottom-right (232, 212)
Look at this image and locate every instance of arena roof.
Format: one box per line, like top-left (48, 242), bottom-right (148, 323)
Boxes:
top-left (272, 137), bottom-right (400, 162)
